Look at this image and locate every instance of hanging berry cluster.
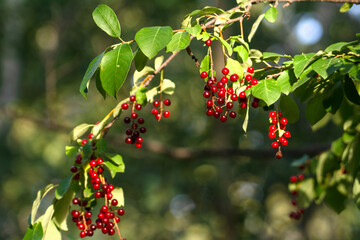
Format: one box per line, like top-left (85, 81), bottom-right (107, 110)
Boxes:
top-left (151, 98), bottom-right (171, 120)
top-left (267, 111), bottom-right (291, 159)
top-left (288, 163), bottom-right (308, 220)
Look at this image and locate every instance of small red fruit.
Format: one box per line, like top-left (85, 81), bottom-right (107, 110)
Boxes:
top-left (290, 176), bottom-right (298, 183)
top-left (269, 111), bottom-right (276, 118)
top-left (81, 139), bottom-right (88, 145)
top-left (222, 67), bottom-right (229, 75)
top-left (121, 103), bottom-right (129, 110)
top-left (271, 142), bottom-right (279, 149)
top-left (163, 110), bottom-right (170, 118)
top-left (205, 39), bottom-right (212, 46)
top-left (200, 71), bottom-right (208, 79)
top-left (230, 74), bottom-right (239, 82)
top-left (88, 133), bottom-right (94, 139)
top-left (129, 95), bottom-right (136, 102)
top-left (280, 118), bottom-right (288, 125)
top-left (247, 66), bottom-right (254, 73)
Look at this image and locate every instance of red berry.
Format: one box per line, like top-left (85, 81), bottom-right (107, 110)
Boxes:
top-left (155, 114), bottom-right (161, 120)
top-left (118, 209), bottom-right (125, 216)
top-left (272, 118), bottom-right (277, 125)
top-left (269, 125), bottom-right (277, 132)
top-left (125, 137), bottom-right (132, 144)
top-left (107, 193), bottom-right (113, 199)
top-left (200, 71), bottom-right (208, 79)
top-left (281, 139), bottom-right (288, 146)
top-left (108, 228), bottom-right (115, 235)
top-left (81, 139), bottom-right (88, 145)
top-left (275, 151), bottom-right (283, 159)
top-left (230, 74), bottom-right (239, 82)
top-left (268, 132), bottom-right (276, 139)
top-left (70, 166), bottom-right (78, 173)
top-left (205, 39), bottom-right (212, 46)
top-left (164, 99), bottom-right (171, 106)
top-left (247, 66), bottom-right (254, 73)
top-left (280, 118), bottom-right (288, 125)
top-left (124, 117), bottom-right (131, 123)
top-left (95, 191), bottom-right (102, 198)
top-left (85, 211), bottom-right (92, 218)
top-left (221, 76), bottom-right (228, 83)
top-left (271, 142), bottom-right (279, 149)
top-left (245, 74), bottom-right (252, 81)
top-left (216, 81), bottom-right (224, 89)
top-left (80, 231), bottom-right (87, 238)
top-left (111, 199), bottom-right (118, 206)
top-left (239, 91), bottom-right (246, 99)
top-left (227, 88), bottom-right (234, 94)
top-left (220, 115), bottom-right (227, 122)
top-left (163, 110), bottom-right (170, 118)
top-left (229, 111), bottom-right (236, 118)
top-left (88, 133), bottom-right (94, 139)
top-left (231, 94), bottom-right (238, 101)
top-left (279, 137), bottom-right (286, 144)
top-left (135, 104), bottom-right (142, 111)
top-left (203, 91), bottom-right (211, 98)
top-left (71, 210), bottom-right (80, 218)
top-left (121, 103), bottom-right (129, 110)
top-left (97, 158), bottom-right (103, 165)
top-left (210, 86), bottom-right (218, 93)
top-left (131, 112), bottom-right (138, 119)
top-left (101, 227), bottom-right (108, 234)
top-left (206, 109), bottom-right (214, 116)
top-left (90, 160), bottom-right (97, 167)
top-left (290, 176), bottom-right (298, 183)
top-left (298, 174), bottom-right (305, 181)
top-left (135, 143), bottom-right (142, 148)
top-left (240, 102), bottom-right (247, 109)
top-left (218, 90), bottom-right (226, 98)
top-left (251, 101), bottom-right (258, 108)
top-left (222, 67), bottom-right (229, 75)
top-left (137, 137), bottom-right (143, 143)
top-left (72, 198), bottom-right (79, 205)
top-left (226, 102), bottom-right (233, 109)
top-left (269, 111), bottom-right (276, 118)
top-left (251, 79), bottom-right (258, 85)
top-left (151, 108), bottom-right (159, 115)
top-left (284, 131), bottom-right (291, 138)
top-left (215, 106), bottom-right (222, 113)
top-left (114, 216), bottom-right (120, 223)
top-left (206, 100), bottom-right (213, 107)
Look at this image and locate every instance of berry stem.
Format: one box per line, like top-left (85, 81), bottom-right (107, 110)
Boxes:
top-left (114, 218), bottom-right (123, 240)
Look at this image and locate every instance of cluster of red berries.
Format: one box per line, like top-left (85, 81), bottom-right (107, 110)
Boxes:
top-left (288, 163), bottom-right (307, 220)
top-left (240, 67), bottom-right (260, 108)
top-left (267, 111), bottom-right (291, 159)
top-left (122, 95), bottom-right (146, 148)
top-left (151, 98), bottom-right (171, 120)
top-left (70, 152), bottom-right (126, 238)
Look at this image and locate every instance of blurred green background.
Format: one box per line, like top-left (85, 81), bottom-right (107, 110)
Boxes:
top-left (1, 0), bottom-right (360, 239)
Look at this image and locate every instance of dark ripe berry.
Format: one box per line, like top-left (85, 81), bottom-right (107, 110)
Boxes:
top-left (90, 160), bottom-right (97, 167)
top-left (131, 112), bottom-right (138, 119)
top-left (72, 198), bottom-right (80, 205)
top-left (97, 158), bottom-right (103, 165)
top-left (81, 139), bottom-right (88, 145)
top-left (108, 184), bottom-right (114, 192)
top-left (207, 79), bottom-right (214, 86)
top-left (129, 95), bottom-right (136, 102)
top-left (135, 143), bottom-right (142, 148)
top-left (280, 124), bottom-right (286, 130)
top-left (107, 222), bottom-right (114, 229)
top-left (298, 208), bottom-right (304, 215)
top-left (210, 76), bottom-right (217, 82)
top-left (118, 209), bottom-right (125, 216)
top-left (247, 66), bottom-right (254, 73)
top-left (240, 102), bottom-right (247, 109)
top-left (227, 88), bottom-right (234, 94)
top-left (230, 74), bottom-right (239, 82)
top-left (151, 108), bottom-right (159, 115)
top-left (88, 133), bottom-right (94, 139)
top-left (163, 110), bottom-right (170, 118)
top-left (275, 151), bottom-right (283, 159)
top-left (125, 129), bottom-right (132, 135)
top-left (124, 117), bottom-right (131, 124)
top-left (268, 132), bottom-right (276, 139)
top-left (269, 111), bottom-right (276, 118)
top-left (200, 71), bottom-right (208, 79)
top-left (96, 221), bottom-right (103, 228)
top-left (205, 39), bottom-right (212, 46)
top-left (140, 127), bottom-right (147, 133)
top-left (111, 199), bottom-right (118, 206)
top-left (74, 173), bottom-right (80, 180)
top-left (291, 190), bottom-right (297, 196)
top-left (216, 81), bottom-right (224, 89)
top-left (278, 112), bottom-right (283, 117)
top-left (226, 102), bottom-right (233, 109)
top-left (217, 98), bottom-right (225, 105)
top-left (284, 131), bottom-right (291, 138)
top-left (213, 111), bottom-right (220, 118)
top-left (93, 183), bottom-right (100, 190)
top-left (94, 177), bottom-right (101, 184)
top-left (279, 137), bottom-right (286, 144)
top-left (70, 166), bottom-right (78, 173)
top-left (102, 184), bottom-right (109, 191)
top-left (114, 216), bottom-right (120, 223)
top-left (231, 94), bottom-right (238, 101)
top-left (215, 106), bottom-right (222, 113)
top-left (125, 137), bottom-right (132, 144)
top-left (222, 67), bottom-right (230, 75)
top-left (221, 76), bottom-right (228, 83)
top-left (85, 211), bottom-right (92, 218)
top-left (206, 109), bottom-right (214, 116)
top-left (108, 228), bottom-right (115, 236)
top-left (271, 142), bottom-right (279, 149)
top-left (298, 174), bottom-right (305, 181)
top-left (203, 91), bottom-right (211, 98)
top-left (105, 212), bottom-right (112, 218)
top-left (269, 125), bottom-right (277, 132)
top-left (121, 103), bottom-right (129, 110)
top-left (280, 118), bottom-right (288, 125)
top-left (71, 210), bottom-right (80, 218)
top-left (245, 74), bottom-right (252, 81)
top-left (272, 118), bottom-right (277, 125)
top-left (95, 191), bottom-right (102, 198)
top-left (133, 131), bottom-right (140, 138)
top-left (132, 123), bottom-right (138, 129)
top-left (229, 111), bottom-right (236, 118)
top-left (164, 99), bottom-right (171, 106)
top-left (153, 100), bottom-right (160, 107)
top-left (218, 90), bottom-right (226, 98)
top-left (101, 206), bottom-right (108, 213)
top-left (204, 85), bottom-right (211, 91)
top-left (98, 166), bottom-right (104, 173)
top-left (252, 101), bottom-right (259, 108)
top-left (101, 227), bottom-right (108, 234)
top-left (78, 223), bottom-right (85, 230)
top-left (289, 211), bottom-right (297, 219)
top-left (290, 176), bottom-right (298, 183)
top-left (80, 231), bottom-right (87, 238)
top-left (239, 91), bottom-right (246, 99)
top-left (90, 224), bottom-right (97, 231)
top-left (103, 217), bottom-right (109, 224)
top-left (135, 104), bottom-right (142, 111)
top-left (75, 154), bottom-right (82, 164)
top-left (155, 114), bottom-right (161, 120)
top-left (251, 79), bottom-right (258, 85)
top-left (210, 86), bottom-right (218, 93)
top-left (206, 100), bottom-right (213, 107)
top-left (137, 137), bottom-right (143, 143)
top-left (253, 97), bottom-right (259, 102)
top-left (87, 230), bottom-right (94, 236)
top-left (220, 115), bottom-right (227, 122)
top-left (281, 139), bottom-right (288, 146)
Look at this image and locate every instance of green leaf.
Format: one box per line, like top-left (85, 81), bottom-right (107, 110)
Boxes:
top-left (100, 43), bottom-right (133, 98)
top-left (112, 188), bottom-right (125, 207)
top-left (24, 222), bottom-right (43, 240)
top-left (30, 184), bottom-right (56, 225)
top-left (215, 36), bottom-right (233, 56)
top-left (277, 70), bottom-right (296, 95)
top-left (39, 205), bottom-right (55, 240)
top-left (343, 74), bottom-right (360, 105)
top-left (188, 6), bottom-right (225, 18)
top-left (70, 123), bottom-right (94, 142)
top-left (91, 114), bottom-right (110, 138)
top-left (95, 138), bottom-right (107, 154)
top-left (225, 58), bottom-right (243, 80)
top-left (135, 87), bottom-right (148, 105)
top-left (200, 55), bottom-right (210, 74)
top-left (248, 14), bottom-right (265, 42)
top-left (55, 175), bottom-right (72, 200)
top-left (342, 134), bottom-right (360, 176)
top-left (103, 160), bottom-right (125, 178)
top-left (80, 51), bottom-right (105, 98)
top-left (95, 71), bottom-right (106, 99)
top-left (166, 32), bottom-right (191, 53)
top-left (292, 66), bottom-right (314, 91)
top-left (297, 178), bottom-right (315, 208)
top-left (82, 141), bottom-right (93, 161)
top-left (134, 49), bottom-right (148, 72)
top-left (312, 58), bottom-right (343, 79)
top-left (316, 152), bottom-right (340, 183)
top-left (322, 81), bottom-right (343, 114)
top-left (186, 25), bottom-right (202, 36)
top-left (135, 26), bottom-right (173, 59)
top-left (106, 153), bottom-right (124, 165)
top-left (305, 94), bottom-right (327, 126)
top-left (353, 175), bottom-right (360, 209)
top-left (53, 188), bottom-right (75, 231)
top-left (261, 52), bottom-right (285, 64)
top-left (279, 95), bottom-right (299, 123)
top-left (325, 41), bottom-right (353, 52)
top-left (234, 45), bottom-right (249, 63)
top-left (264, 7), bottom-right (277, 23)
top-left (133, 66), bottom-right (155, 86)
top-left (154, 56), bottom-right (164, 70)
top-left (293, 53), bottom-right (316, 78)
top-left (251, 79), bottom-right (281, 106)
top-left (43, 220), bottom-right (61, 240)
top-left (65, 146), bottom-right (78, 158)
top-left (92, 4), bottom-right (121, 38)
top-left (325, 186), bottom-right (347, 213)
top-left (340, 3), bottom-right (353, 13)
top-left (331, 137), bottom-right (346, 157)
top-left (163, 79), bottom-right (176, 95)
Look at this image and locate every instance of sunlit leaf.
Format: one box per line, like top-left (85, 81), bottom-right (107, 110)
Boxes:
top-left (30, 184), bottom-right (56, 225)
top-left (135, 87), bottom-right (148, 105)
top-left (112, 188), bottom-right (125, 207)
top-left (251, 79), bottom-right (281, 106)
top-left (166, 32), bottom-right (191, 53)
top-left (340, 3), bottom-right (353, 13)
top-left (80, 51), bottom-right (105, 98)
top-left (92, 4), bottom-right (121, 38)
top-left (53, 188), bottom-right (75, 231)
top-left (70, 123), bottom-right (94, 142)
top-left (134, 48), bottom-right (148, 72)
top-left (248, 14), bottom-right (265, 42)
top-left (23, 222), bottom-right (43, 240)
top-left (264, 7), bottom-right (277, 23)
top-left (55, 175), bottom-right (72, 200)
